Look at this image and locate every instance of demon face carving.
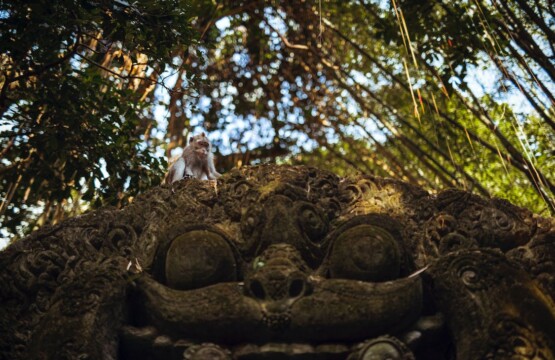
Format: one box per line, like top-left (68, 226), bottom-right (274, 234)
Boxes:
top-left (1, 166), bottom-right (553, 360)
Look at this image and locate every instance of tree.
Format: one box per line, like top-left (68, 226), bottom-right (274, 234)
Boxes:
top-left (2, 0), bottom-right (554, 241)
top-left (1, 0), bottom-right (195, 236)
top-left (181, 0), bottom-right (555, 213)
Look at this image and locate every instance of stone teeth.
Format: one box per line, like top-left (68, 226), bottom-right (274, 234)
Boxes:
top-left (121, 325), bottom-right (158, 340)
top-left (234, 342), bottom-right (349, 357)
top-left (153, 335), bottom-right (173, 347)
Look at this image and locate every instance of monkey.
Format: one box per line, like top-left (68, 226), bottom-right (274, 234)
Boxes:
top-left (164, 132), bottom-right (221, 185)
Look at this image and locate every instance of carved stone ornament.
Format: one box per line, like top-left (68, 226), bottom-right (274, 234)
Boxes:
top-left (1, 165), bottom-right (554, 359)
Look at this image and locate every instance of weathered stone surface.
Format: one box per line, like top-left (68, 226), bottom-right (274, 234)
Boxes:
top-left (0, 165), bottom-right (554, 359)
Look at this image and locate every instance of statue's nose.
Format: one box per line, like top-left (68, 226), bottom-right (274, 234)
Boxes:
top-left (244, 266), bottom-right (311, 331)
top-left (246, 272), bottom-right (309, 302)
top-left (244, 243), bottom-right (312, 307)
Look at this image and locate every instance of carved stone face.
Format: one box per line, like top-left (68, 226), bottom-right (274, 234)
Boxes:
top-left (122, 168), bottom-right (424, 359)
top-left (1, 166), bottom-right (554, 360)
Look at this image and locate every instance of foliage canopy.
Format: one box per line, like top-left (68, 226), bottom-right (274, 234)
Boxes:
top-left (1, 0), bottom-right (554, 240)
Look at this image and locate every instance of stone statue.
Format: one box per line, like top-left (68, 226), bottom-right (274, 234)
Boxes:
top-left (0, 165), bottom-right (553, 359)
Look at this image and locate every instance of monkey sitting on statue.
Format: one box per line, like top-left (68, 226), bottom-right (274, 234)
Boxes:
top-left (164, 132), bottom-right (221, 185)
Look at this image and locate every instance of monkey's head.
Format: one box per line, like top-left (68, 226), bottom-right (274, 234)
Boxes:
top-left (189, 132), bottom-right (211, 150)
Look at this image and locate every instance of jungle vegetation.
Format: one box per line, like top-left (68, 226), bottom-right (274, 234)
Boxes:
top-left (1, 0), bottom-right (554, 240)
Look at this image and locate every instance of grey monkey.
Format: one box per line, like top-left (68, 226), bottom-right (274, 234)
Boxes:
top-left (164, 132), bottom-right (221, 184)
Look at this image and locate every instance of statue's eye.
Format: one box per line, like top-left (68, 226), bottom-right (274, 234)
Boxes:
top-left (296, 203), bottom-right (327, 243)
top-left (165, 230), bottom-right (237, 290)
top-left (328, 225), bottom-right (400, 282)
